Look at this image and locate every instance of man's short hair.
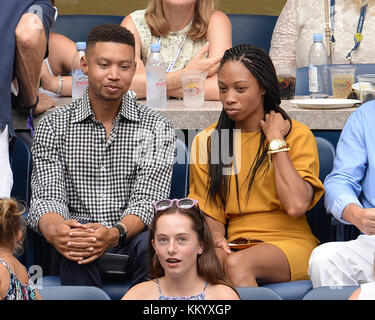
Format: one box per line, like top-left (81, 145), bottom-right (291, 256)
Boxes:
top-left (86, 23), bottom-right (135, 53)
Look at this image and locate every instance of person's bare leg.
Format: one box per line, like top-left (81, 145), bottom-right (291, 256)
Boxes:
top-left (15, 13), bottom-right (46, 106)
top-left (224, 243), bottom-right (291, 287)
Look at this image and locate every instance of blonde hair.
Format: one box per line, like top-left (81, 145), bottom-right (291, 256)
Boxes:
top-left (145, 0), bottom-right (216, 41)
top-left (0, 198), bottom-right (25, 254)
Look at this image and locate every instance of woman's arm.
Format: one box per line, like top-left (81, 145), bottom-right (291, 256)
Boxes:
top-left (121, 15), bottom-right (147, 98)
top-left (260, 111), bottom-right (314, 218)
top-left (121, 11), bottom-right (232, 100)
top-left (39, 33), bottom-right (75, 97)
top-left (205, 214), bottom-right (231, 268)
top-left (269, 0), bottom-right (299, 73)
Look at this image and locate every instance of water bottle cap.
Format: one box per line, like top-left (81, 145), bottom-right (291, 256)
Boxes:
top-left (313, 33), bottom-right (323, 42)
top-left (150, 43), bottom-right (161, 52)
top-left (76, 42), bottom-right (87, 50)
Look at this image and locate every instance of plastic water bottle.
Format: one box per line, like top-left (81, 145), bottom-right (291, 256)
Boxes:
top-left (72, 42), bottom-right (89, 102)
top-left (146, 43), bottom-right (167, 108)
top-left (308, 33), bottom-right (329, 98)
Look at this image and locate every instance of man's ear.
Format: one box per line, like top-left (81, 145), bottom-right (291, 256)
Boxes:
top-left (81, 55), bottom-right (88, 76)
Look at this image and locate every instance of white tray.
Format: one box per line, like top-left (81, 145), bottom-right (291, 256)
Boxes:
top-left (290, 98), bottom-right (362, 109)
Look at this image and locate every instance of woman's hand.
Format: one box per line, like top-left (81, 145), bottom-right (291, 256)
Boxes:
top-left (185, 43), bottom-right (221, 77)
top-left (214, 237), bottom-right (232, 255)
top-left (259, 110), bottom-right (291, 142)
top-left (33, 93), bottom-right (56, 115)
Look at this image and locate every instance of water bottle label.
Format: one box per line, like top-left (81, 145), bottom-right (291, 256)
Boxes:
top-left (309, 64), bottom-right (319, 93)
top-left (156, 80), bottom-right (166, 88)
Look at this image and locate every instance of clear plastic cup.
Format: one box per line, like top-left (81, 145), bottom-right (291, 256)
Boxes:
top-left (277, 67), bottom-right (296, 100)
top-left (329, 65), bottom-right (356, 99)
top-left (181, 70), bottom-right (207, 107)
top-left (357, 74), bottom-right (375, 102)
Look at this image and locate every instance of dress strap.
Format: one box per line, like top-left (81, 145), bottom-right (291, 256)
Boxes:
top-left (202, 282), bottom-right (209, 294)
top-left (0, 259), bottom-right (11, 272)
top-left (156, 278), bottom-right (163, 296)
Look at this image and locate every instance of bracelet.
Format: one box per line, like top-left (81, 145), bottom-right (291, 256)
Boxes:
top-left (56, 75), bottom-right (64, 95)
top-left (173, 75), bottom-right (178, 90)
top-left (268, 147), bottom-right (290, 166)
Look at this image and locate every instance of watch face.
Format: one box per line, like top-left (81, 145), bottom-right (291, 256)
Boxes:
top-left (269, 140), bottom-right (281, 150)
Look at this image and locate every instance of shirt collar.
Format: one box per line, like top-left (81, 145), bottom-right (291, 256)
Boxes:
top-left (72, 89), bottom-right (140, 123)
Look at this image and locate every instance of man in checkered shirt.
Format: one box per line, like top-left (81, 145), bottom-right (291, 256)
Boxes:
top-left (27, 23), bottom-right (175, 288)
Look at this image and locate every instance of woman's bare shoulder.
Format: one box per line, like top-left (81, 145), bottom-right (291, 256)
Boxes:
top-left (209, 10), bottom-right (231, 23)
top-left (206, 284), bottom-right (240, 300)
top-left (121, 280), bottom-right (159, 300)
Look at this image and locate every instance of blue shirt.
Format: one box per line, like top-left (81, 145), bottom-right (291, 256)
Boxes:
top-left (324, 100), bottom-right (375, 224)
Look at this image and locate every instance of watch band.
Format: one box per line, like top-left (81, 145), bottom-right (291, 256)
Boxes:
top-left (113, 223), bottom-right (128, 247)
top-left (268, 139), bottom-right (288, 151)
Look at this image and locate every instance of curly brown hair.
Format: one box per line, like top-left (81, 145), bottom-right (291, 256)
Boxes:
top-left (0, 198), bottom-right (25, 254)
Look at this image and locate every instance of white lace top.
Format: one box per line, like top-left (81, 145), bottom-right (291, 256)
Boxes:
top-left (269, 0), bottom-right (375, 72)
top-left (358, 281), bottom-right (375, 300)
top-left (130, 9), bottom-right (206, 72)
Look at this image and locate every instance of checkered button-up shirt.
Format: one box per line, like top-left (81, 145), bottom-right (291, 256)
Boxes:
top-left (27, 91), bottom-right (175, 232)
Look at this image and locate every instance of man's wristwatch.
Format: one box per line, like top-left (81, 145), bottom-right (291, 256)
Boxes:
top-left (113, 223), bottom-right (128, 247)
top-left (268, 139), bottom-right (287, 151)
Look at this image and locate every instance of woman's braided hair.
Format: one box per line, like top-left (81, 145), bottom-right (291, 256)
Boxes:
top-left (206, 44), bottom-right (292, 211)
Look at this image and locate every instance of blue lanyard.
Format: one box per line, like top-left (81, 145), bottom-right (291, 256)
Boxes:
top-left (330, 0), bottom-right (336, 43)
top-left (157, 34), bottom-right (187, 73)
top-left (330, 0), bottom-right (368, 61)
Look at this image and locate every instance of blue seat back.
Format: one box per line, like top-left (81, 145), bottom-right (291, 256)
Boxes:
top-left (306, 137), bottom-right (336, 243)
top-left (236, 287), bottom-right (282, 300)
top-left (302, 286), bottom-right (359, 300)
top-left (51, 15), bottom-right (124, 42)
top-left (169, 138), bottom-right (189, 199)
top-left (38, 285), bottom-right (111, 300)
top-left (228, 14), bottom-right (278, 53)
top-left (296, 63), bottom-right (375, 95)
top-left (10, 136), bottom-right (32, 207)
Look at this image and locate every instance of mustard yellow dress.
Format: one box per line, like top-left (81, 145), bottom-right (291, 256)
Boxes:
top-left (188, 119), bottom-right (324, 281)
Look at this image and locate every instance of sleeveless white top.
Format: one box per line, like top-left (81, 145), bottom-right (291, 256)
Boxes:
top-left (130, 9), bottom-right (206, 72)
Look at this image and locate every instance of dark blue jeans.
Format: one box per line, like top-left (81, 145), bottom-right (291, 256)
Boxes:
top-left (59, 230), bottom-right (149, 289)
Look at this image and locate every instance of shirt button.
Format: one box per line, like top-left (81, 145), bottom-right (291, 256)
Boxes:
top-left (100, 166), bottom-right (106, 172)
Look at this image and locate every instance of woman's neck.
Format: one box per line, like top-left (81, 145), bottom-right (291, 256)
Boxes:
top-left (162, 2), bottom-right (195, 31)
top-left (235, 107), bottom-right (265, 133)
top-left (162, 271), bottom-right (205, 297)
top-left (0, 246), bottom-right (14, 259)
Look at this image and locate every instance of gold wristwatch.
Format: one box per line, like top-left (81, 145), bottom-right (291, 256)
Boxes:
top-left (268, 139), bottom-right (287, 151)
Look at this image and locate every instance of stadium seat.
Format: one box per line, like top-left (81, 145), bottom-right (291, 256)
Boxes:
top-left (38, 285), bottom-right (111, 300)
top-left (51, 15), bottom-right (124, 43)
top-left (236, 287), bottom-right (282, 300)
top-left (302, 286), bottom-right (359, 300)
top-left (9, 136), bottom-right (34, 268)
top-left (228, 14), bottom-right (278, 52)
top-left (10, 136), bottom-right (32, 208)
top-left (169, 138), bottom-right (189, 198)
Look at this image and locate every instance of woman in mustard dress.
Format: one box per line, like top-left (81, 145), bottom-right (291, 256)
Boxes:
top-left (188, 44), bottom-right (324, 286)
